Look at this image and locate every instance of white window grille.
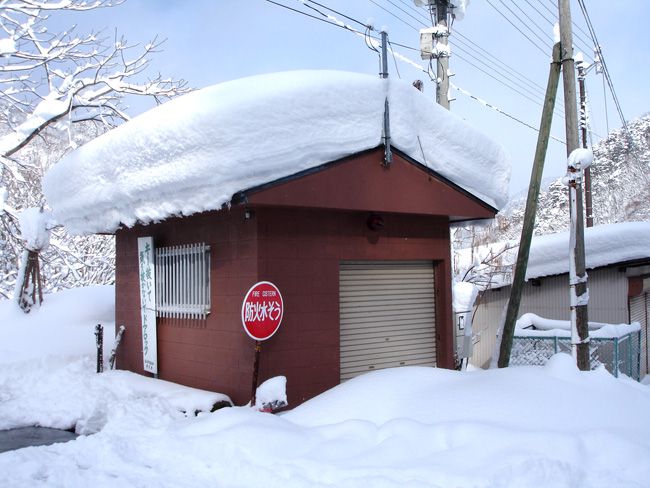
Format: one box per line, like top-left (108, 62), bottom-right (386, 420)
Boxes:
top-left (155, 243), bottom-right (211, 320)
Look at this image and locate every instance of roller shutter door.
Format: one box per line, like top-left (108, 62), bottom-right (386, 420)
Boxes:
top-left (339, 261), bottom-right (436, 381)
top-left (630, 292), bottom-right (648, 377)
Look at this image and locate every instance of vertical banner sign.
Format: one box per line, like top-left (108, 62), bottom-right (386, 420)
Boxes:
top-left (137, 236), bottom-right (158, 374)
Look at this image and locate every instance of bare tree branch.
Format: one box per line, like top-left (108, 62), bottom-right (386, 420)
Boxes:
top-left (0, 0), bottom-right (188, 301)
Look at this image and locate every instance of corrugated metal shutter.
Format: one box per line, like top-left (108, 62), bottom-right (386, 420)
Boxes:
top-left (339, 261), bottom-right (436, 381)
top-left (630, 293), bottom-right (648, 377)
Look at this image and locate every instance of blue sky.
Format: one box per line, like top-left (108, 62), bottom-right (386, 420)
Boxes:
top-left (53, 0), bottom-right (650, 196)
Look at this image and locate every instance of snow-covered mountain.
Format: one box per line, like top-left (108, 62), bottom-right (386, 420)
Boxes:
top-left (464, 114), bottom-right (650, 245)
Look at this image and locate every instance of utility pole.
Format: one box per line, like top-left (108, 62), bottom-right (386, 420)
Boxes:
top-left (418, 1), bottom-right (451, 109)
top-left (434, 0), bottom-right (450, 109)
top-left (497, 44), bottom-right (562, 368)
top-left (559, 0), bottom-right (590, 371)
top-left (577, 60), bottom-right (594, 227)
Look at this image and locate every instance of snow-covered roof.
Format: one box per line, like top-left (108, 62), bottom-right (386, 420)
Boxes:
top-left (43, 70), bottom-right (510, 235)
top-left (457, 221), bottom-right (650, 287)
top-left (526, 221), bottom-right (650, 279)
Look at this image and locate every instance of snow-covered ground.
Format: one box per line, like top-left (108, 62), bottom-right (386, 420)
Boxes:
top-left (1, 287), bottom-right (650, 487)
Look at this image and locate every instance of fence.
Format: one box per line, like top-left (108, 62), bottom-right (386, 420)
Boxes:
top-left (511, 330), bottom-right (641, 380)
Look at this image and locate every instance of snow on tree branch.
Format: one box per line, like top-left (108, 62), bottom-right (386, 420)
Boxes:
top-left (0, 0), bottom-right (189, 164)
top-left (0, 0), bottom-right (188, 301)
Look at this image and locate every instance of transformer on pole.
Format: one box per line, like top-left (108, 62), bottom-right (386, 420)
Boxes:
top-left (416, 0), bottom-right (454, 109)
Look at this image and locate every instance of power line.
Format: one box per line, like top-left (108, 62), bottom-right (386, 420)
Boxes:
top-left (525, 0), bottom-right (556, 25)
top-left (376, 0), bottom-right (564, 118)
top-left (576, 0), bottom-right (627, 132)
top-left (383, 0), bottom-right (427, 27)
top-left (300, 0), bottom-right (370, 29)
top-left (485, 0), bottom-right (549, 56)
top-left (392, 0), bottom-right (557, 107)
top-left (368, 0), bottom-right (418, 30)
top-left (527, 0), bottom-right (593, 56)
top-left (264, 0), bottom-right (369, 35)
top-left (452, 35), bottom-right (547, 99)
top-left (453, 30), bottom-right (547, 94)
top-left (388, 38), bottom-right (565, 143)
top-left (265, 0), bottom-right (566, 143)
top-left (450, 82), bottom-right (565, 144)
top-left (541, 0), bottom-right (593, 45)
top-left (396, 0), bottom-right (430, 19)
top-left (387, 40), bottom-right (402, 79)
top-left (451, 43), bottom-right (552, 110)
top-left (504, 0), bottom-right (554, 46)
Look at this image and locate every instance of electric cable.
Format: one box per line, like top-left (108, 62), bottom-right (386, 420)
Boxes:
top-left (500, 0), bottom-right (554, 47)
top-left (485, 0), bottom-right (549, 56)
top-left (527, 0), bottom-right (593, 55)
top-left (387, 40), bottom-right (402, 78)
top-left (386, 0), bottom-right (557, 104)
top-left (300, 0), bottom-right (371, 29)
top-left (374, 0), bottom-right (564, 118)
top-left (265, 0), bottom-right (567, 144)
top-left (264, 0), bottom-right (370, 35)
top-left (576, 0), bottom-right (627, 132)
top-left (541, 0), bottom-right (593, 45)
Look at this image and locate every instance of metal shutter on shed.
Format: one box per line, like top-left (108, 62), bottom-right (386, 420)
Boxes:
top-left (630, 293), bottom-right (648, 377)
top-left (339, 261), bottom-right (436, 381)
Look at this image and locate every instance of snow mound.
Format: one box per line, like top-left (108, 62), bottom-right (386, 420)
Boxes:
top-left (43, 70), bottom-right (510, 235)
top-left (544, 353), bottom-right (582, 380)
top-left (0, 285), bottom-right (115, 365)
top-left (254, 375), bottom-right (287, 412)
top-left (453, 280), bottom-right (478, 312)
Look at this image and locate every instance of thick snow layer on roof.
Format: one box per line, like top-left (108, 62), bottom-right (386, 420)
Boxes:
top-left (526, 221), bottom-right (650, 279)
top-left (456, 221), bottom-right (650, 287)
top-left (43, 70), bottom-right (510, 235)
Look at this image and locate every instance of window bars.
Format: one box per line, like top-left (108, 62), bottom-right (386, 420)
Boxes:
top-left (155, 243), bottom-right (211, 320)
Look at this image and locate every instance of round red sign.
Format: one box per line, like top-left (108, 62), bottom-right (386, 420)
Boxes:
top-left (241, 281), bottom-right (284, 341)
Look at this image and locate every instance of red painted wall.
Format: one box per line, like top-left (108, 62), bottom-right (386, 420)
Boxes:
top-left (114, 148), bottom-right (490, 407)
top-left (116, 206), bottom-right (260, 403)
top-left (115, 206), bottom-right (454, 407)
top-left (255, 207), bottom-right (454, 405)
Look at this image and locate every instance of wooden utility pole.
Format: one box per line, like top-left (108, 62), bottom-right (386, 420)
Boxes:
top-left (497, 44), bottom-right (562, 368)
top-left (577, 61), bottom-right (594, 227)
top-left (434, 0), bottom-right (450, 109)
top-left (559, 0), bottom-right (590, 371)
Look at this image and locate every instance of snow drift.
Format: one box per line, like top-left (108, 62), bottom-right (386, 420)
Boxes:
top-left (1, 286), bottom-right (650, 487)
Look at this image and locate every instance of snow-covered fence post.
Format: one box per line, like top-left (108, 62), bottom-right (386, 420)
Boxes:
top-left (564, 148), bottom-right (593, 370)
top-left (109, 325), bottom-right (126, 370)
top-left (95, 324), bottom-right (104, 373)
top-left (14, 208), bottom-right (51, 313)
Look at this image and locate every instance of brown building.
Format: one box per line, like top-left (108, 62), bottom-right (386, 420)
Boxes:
top-left (115, 147), bottom-right (497, 405)
top-left (43, 71), bottom-right (510, 406)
